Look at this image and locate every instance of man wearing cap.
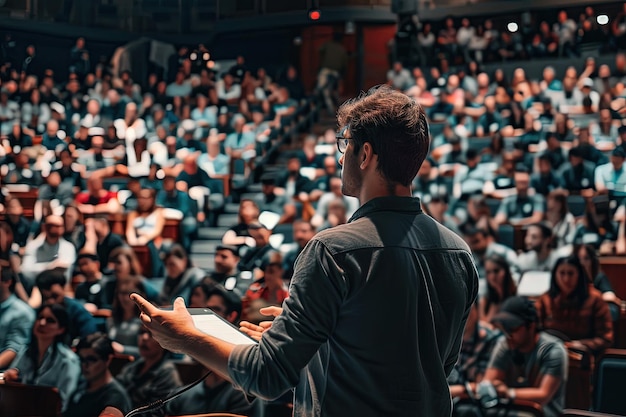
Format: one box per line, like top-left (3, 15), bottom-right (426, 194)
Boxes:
top-left (205, 244), bottom-right (249, 296)
top-left (595, 147), bottom-right (626, 205)
top-left (479, 296), bottom-right (568, 417)
top-left (238, 221), bottom-right (274, 275)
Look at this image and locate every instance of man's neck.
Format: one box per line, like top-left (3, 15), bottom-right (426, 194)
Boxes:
top-left (88, 373), bottom-right (113, 393)
top-left (0, 291), bottom-right (11, 304)
top-left (45, 236), bottom-right (60, 245)
top-left (359, 183), bottom-right (412, 206)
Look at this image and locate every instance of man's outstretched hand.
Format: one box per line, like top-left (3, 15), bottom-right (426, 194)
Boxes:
top-left (239, 306), bottom-right (283, 341)
top-left (131, 294), bottom-right (197, 353)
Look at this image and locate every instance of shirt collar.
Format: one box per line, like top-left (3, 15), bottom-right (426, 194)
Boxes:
top-left (348, 196), bottom-right (423, 223)
top-left (0, 294), bottom-right (16, 311)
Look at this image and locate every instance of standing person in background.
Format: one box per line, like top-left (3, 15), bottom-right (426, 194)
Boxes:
top-left (132, 85), bottom-right (478, 417)
top-left (317, 32), bottom-right (348, 113)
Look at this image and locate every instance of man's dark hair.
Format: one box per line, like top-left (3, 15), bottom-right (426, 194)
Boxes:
top-left (1, 267), bottom-right (17, 293)
top-left (207, 285), bottom-right (242, 323)
top-left (76, 332), bottom-right (114, 361)
top-left (337, 85), bottom-right (430, 187)
top-left (527, 222), bottom-right (552, 240)
top-left (35, 268), bottom-right (67, 291)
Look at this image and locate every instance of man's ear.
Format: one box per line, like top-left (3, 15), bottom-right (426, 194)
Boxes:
top-left (360, 142), bottom-right (375, 169)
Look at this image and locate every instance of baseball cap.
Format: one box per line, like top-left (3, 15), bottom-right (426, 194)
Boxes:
top-left (490, 296), bottom-right (537, 331)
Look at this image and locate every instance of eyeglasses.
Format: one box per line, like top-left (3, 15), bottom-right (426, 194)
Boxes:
top-left (335, 125), bottom-right (352, 154)
top-left (485, 268), bottom-right (502, 275)
top-left (79, 355), bottom-right (101, 365)
top-left (37, 316), bottom-right (58, 325)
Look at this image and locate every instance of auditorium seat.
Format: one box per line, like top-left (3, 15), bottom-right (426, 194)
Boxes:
top-left (0, 382), bottom-right (62, 417)
top-left (593, 349), bottom-right (626, 415)
top-left (562, 410), bottom-right (624, 417)
top-left (109, 353), bottom-right (135, 377)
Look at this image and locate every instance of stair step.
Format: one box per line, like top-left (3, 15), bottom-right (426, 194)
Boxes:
top-left (190, 254), bottom-right (214, 270)
top-left (191, 240), bottom-right (221, 254)
top-left (197, 227), bottom-right (229, 240)
top-left (217, 213), bottom-right (239, 228)
top-left (224, 202), bottom-right (240, 214)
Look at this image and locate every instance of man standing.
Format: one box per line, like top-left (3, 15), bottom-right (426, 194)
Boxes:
top-left (132, 86), bottom-right (478, 417)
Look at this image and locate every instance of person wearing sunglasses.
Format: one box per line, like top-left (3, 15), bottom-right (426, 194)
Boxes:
top-left (4, 304), bottom-right (81, 412)
top-left (65, 333), bottom-right (132, 417)
top-left (131, 85), bottom-right (478, 417)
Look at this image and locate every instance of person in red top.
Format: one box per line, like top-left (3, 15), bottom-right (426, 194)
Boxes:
top-left (241, 250), bottom-right (289, 324)
top-left (75, 175), bottom-right (121, 214)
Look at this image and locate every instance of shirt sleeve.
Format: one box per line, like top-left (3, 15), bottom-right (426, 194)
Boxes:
top-left (487, 336), bottom-right (512, 372)
top-left (228, 239), bottom-right (345, 400)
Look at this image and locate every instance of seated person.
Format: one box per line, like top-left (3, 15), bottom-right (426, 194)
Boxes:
top-left (516, 223), bottom-right (571, 274)
top-left (166, 285), bottom-right (261, 417)
top-left (535, 255), bottom-right (613, 354)
top-left (176, 154), bottom-right (225, 225)
top-left (494, 166), bottom-right (544, 227)
top-left (478, 254), bottom-right (518, 324)
top-left (75, 176), bottom-right (121, 215)
top-left (481, 296), bottom-right (568, 417)
top-left (4, 304), bottom-right (81, 412)
top-left (21, 215), bottom-right (76, 292)
top-left (241, 250), bottom-right (289, 324)
top-left (83, 216), bottom-right (125, 275)
top-left (115, 327), bottom-right (182, 416)
top-left (65, 333), bottom-right (132, 417)
top-left (36, 268), bottom-right (99, 341)
top-left (156, 174), bottom-right (198, 252)
top-left (221, 199), bottom-right (259, 247)
top-left (73, 253), bottom-right (113, 313)
top-left (560, 146), bottom-right (596, 194)
top-left (448, 301), bottom-right (500, 400)
top-left (576, 244), bottom-right (622, 321)
top-left (238, 221), bottom-right (275, 275)
top-left (106, 279), bottom-right (146, 357)
top-left (0, 267), bottom-right (35, 370)
top-left (156, 244), bottom-right (206, 306)
top-left (125, 187), bottom-right (165, 278)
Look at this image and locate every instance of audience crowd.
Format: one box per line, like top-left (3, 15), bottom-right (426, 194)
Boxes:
top-left (1, 6), bottom-right (626, 416)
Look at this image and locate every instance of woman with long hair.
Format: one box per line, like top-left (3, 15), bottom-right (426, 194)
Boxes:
top-left (478, 254), bottom-right (517, 324)
top-left (104, 246), bottom-right (159, 308)
top-left (107, 278), bottom-right (146, 357)
top-left (126, 187), bottom-right (165, 278)
top-left (3, 304), bottom-right (81, 412)
top-left (536, 255), bottom-right (613, 353)
top-left (158, 244), bottom-right (206, 306)
top-left (545, 190), bottom-right (577, 248)
top-left (575, 244), bottom-right (622, 321)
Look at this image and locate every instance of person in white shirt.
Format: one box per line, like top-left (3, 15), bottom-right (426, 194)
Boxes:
top-left (21, 215), bottom-right (77, 289)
